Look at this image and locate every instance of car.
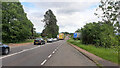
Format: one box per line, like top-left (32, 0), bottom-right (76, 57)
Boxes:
top-left (53, 38), bottom-right (58, 42)
top-left (47, 38), bottom-right (53, 43)
top-left (0, 42), bottom-right (10, 55)
top-left (34, 38), bottom-right (45, 45)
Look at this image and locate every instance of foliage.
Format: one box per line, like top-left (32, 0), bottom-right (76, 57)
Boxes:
top-left (34, 32), bottom-right (41, 38)
top-left (81, 22), bottom-right (119, 48)
top-left (95, 0), bottom-right (120, 25)
top-left (61, 32), bottom-right (69, 35)
top-left (2, 2), bottom-right (34, 43)
top-left (95, 0), bottom-right (120, 45)
top-left (79, 0), bottom-right (120, 47)
top-left (75, 29), bottom-right (81, 32)
top-left (0, 1), bottom-right (2, 42)
top-left (42, 9), bottom-right (59, 38)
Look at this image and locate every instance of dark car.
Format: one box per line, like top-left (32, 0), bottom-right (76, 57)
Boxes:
top-left (34, 38), bottom-right (45, 45)
top-left (0, 42), bottom-right (10, 55)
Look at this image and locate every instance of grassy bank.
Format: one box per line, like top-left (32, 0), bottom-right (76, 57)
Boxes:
top-left (67, 39), bottom-right (119, 64)
top-left (15, 39), bottom-right (34, 43)
top-left (4, 39), bottom-right (34, 44)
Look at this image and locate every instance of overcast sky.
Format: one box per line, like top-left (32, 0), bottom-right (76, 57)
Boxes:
top-left (19, 0), bottom-right (102, 33)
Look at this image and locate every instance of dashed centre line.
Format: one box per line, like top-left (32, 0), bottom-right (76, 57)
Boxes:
top-left (48, 54), bottom-right (52, 58)
top-left (40, 44), bottom-right (63, 66)
top-left (41, 59), bottom-right (47, 65)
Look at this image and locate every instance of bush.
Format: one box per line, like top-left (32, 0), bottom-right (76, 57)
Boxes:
top-left (81, 22), bottom-right (119, 48)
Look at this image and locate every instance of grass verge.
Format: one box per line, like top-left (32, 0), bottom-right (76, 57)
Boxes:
top-left (15, 39), bottom-right (34, 43)
top-left (4, 39), bottom-right (34, 44)
top-left (67, 39), bottom-right (119, 64)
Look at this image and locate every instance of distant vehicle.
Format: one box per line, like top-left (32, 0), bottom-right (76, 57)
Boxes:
top-left (57, 35), bottom-right (59, 40)
top-left (59, 33), bottom-right (65, 40)
top-left (0, 42), bottom-right (10, 55)
top-left (47, 38), bottom-right (53, 42)
top-left (73, 33), bottom-right (81, 40)
top-left (34, 38), bottom-right (45, 45)
top-left (53, 38), bottom-right (58, 42)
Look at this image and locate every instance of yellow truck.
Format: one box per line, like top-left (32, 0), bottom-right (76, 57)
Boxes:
top-left (59, 33), bottom-right (65, 40)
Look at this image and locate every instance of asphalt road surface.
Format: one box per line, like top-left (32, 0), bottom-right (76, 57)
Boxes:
top-left (1, 40), bottom-right (96, 66)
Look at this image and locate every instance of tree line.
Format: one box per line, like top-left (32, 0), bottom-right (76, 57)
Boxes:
top-left (2, 2), bottom-right (59, 43)
top-left (2, 2), bottom-right (38, 43)
top-left (75, 0), bottom-right (120, 48)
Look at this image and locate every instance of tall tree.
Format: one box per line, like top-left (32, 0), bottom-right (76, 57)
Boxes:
top-left (2, 2), bottom-right (34, 43)
top-left (0, 1), bottom-right (2, 42)
top-left (95, 0), bottom-right (120, 46)
top-left (95, 0), bottom-right (120, 33)
top-left (42, 9), bottom-right (59, 38)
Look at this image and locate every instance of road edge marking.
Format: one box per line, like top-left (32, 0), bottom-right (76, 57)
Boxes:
top-left (0, 45), bottom-right (43, 59)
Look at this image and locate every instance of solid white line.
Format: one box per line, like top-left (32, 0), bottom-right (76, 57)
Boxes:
top-left (41, 59), bottom-right (47, 65)
top-left (48, 54), bottom-right (52, 58)
top-left (0, 50), bottom-right (24, 59)
top-left (0, 45), bottom-right (43, 59)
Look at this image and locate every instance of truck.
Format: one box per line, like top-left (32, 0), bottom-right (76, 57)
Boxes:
top-left (73, 33), bottom-right (81, 40)
top-left (59, 33), bottom-right (64, 40)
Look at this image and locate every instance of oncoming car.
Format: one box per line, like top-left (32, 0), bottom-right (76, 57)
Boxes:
top-left (53, 38), bottom-right (58, 42)
top-left (47, 38), bottom-right (53, 43)
top-left (34, 38), bottom-right (45, 45)
top-left (0, 42), bottom-right (10, 55)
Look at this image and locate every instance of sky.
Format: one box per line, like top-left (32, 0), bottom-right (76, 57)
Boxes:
top-left (19, 0), bottom-right (102, 33)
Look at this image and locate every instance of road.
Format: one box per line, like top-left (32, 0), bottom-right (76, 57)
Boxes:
top-left (1, 40), bottom-right (96, 66)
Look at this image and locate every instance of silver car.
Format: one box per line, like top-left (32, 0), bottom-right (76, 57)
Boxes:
top-left (47, 38), bottom-right (53, 43)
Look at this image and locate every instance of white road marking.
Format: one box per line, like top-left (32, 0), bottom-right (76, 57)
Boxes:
top-left (41, 59), bottom-right (47, 65)
top-left (0, 45), bottom-right (44, 59)
top-left (56, 47), bottom-right (59, 49)
top-left (48, 54), bottom-right (52, 58)
top-left (40, 42), bottom-right (62, 65)
top-left (52, 51), bottom-right (55, 54)
top-left (54, 49), bottom-right (57, 51)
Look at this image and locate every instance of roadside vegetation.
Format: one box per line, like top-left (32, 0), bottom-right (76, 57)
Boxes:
top-left (2, 2), bottom-right (41, 43)
top-left (69, 0), bottom-right (120, 64)
top-left (4, 39), bottom-right (34, 44)
top-left (13, 39), bottom-right (34, 44)
top-left (67, 39), bottom-right (119, 64)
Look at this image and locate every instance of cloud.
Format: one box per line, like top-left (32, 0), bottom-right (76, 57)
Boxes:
top-left (21, 1), bottom-right (101, 33)
top-left (20, 0), bottom-right (100, 2)
top-left (31, 2), bottom-right (99, 15)
top-left (57, 8), bottom-right (101, 33)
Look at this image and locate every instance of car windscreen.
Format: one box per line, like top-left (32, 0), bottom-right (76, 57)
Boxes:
top-left (35, 38), bottom-right (43, 40)
top-left (0, 42), bottom-right (2, 46)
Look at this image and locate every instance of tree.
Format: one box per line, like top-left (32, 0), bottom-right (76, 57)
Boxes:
top-left (75, 29), bottom-right (81, 32)
top-left (42, 9), bottom-right (59, 38)
top-left (2, 2), bottom-right (34, 43)
top-left (94, 0), bottom-right (120, 46)
top-left (61, 32), bottom-right (69, 35)
top-left (0, 1), bottom-right (2, 42)
top-left (95, 0), bottom-right (120, 33)
top-left (81, 22), bottom-right (118, 48)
